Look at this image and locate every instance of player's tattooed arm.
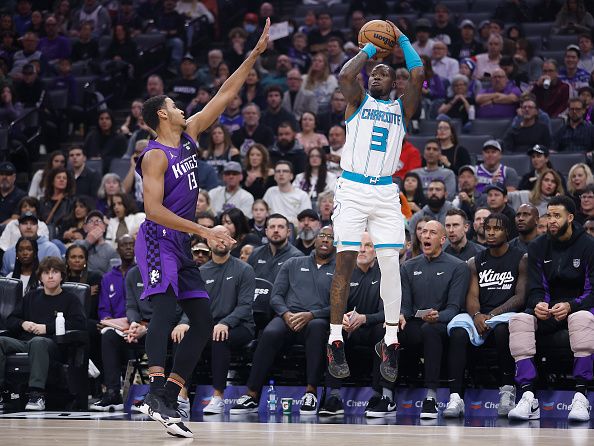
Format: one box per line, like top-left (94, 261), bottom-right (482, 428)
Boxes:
top-left (490, 254), bottom-right (528, 316)
top-left (338, 51), bottom-right (367, 119)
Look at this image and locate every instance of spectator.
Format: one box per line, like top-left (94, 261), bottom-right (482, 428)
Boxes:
top-left (240, 68), bottom-right (266, 111)
top-left (475, 140), bottom-right (520, 193)
top-left (302, 53), bottom-right (338, 114)
top-left (430, 3), bottom-right (459, 45)
top-left (196, 49), bottom-right (223, 88)
top-left (553, 98), bottom-right (594, 151)
top-left (553, 0), bottom-right (594, 34)
top-left (231, 104), bottom-right (274, 156)
top-left (509, 203), bottom-right (540, 253)
top-left (579, 86), bottom-right (594, 124)
top-left (317, 191), bottom-right (334, 227)
top-left (412, 18), bottom-right (435, 58)
top-left (96, 173), bottom-right (124, 217)
top-left (219, 94), bottom-right (244, 135)
top-left (400, 220), bottom-right (470, 419)
top-left (435, 119), bottom-right (471, 175)
top-left (70, 0), bottom-right (112, 38)
top-left (291, 209), bottom-right (320, 256)
top-left (408, 180), bottom-right (455, 245)
top-left (120, 99), bottom-right (143, 137)
top-left (282, 68), bottom-right (318, 119)
top-left (105, 193), bottom-right (145, 247)
top-left (508, 196), bottom-right (594, 422)
top-left (431, 41), bottom-right (458, 81)
top-left (500, 55), bottom-right (529, 88)
top-left (13, 0), bottom-right (32, 36)
top-left (293, 148), bottom-right (336, 210)
top-left (559, 45), bottom-right (590, 97)
top-left (105, 24), bottom-right (137, 70)
top-left (476, 68), bottom-right (521, 119)
top-left (532, 59), bottom-right (570, 118)
top-left (202, 124), bottom-right (240, 183)
top-left (445, 213), bottom-right (526, 418)
top-left (38, 167), bottom-right (75, 228)
top-left (196, 191), bottom-right (213, 217)
top-left (484, 183), bottom-right (519, 238)
top-left (471, 207), bottom-right (491, 245)
top-left (474, 34), bottom-right (504, 80)
top-left (70, 21), bottom-right (99, 62)
top-left (230, 226), bottom-right (335, 416)
top-left (186, 85), bottom-right (212, 115)
top-left (220, 208), bottom-right (260, 258)
top-left (0, 196), bottom-right (49, 252)
top-left (317, 89), bottom-right (346, 136)
top-left (212, 62), bottom-right (230, 91)
top-left (451, 20), bottom-right (484, 60)
top-left (264, 160), bottom-right (311, 225)
top-left (199, 224), bottom-right (256, 414)
top-left (458, 58), bottom-right (482, 97)
top-left (296, 112), bottom-right (329, 154)
top-left (67, 146), bottom-right (101, 199)
top-left (57, 196), bottom-right (93, 244)
top-left (421, 55), bottom-right (446, 101)
top-left (145, 74), bottom-right (164, 99)
top-left (327, 36), bottom-right (348, 76)
top-left (451, 167), bottom-right (481, 224)
top-left (0, 85), bottom-right (23, 127)
top-left (224, 27), bottom-right (248, 73)
top-left (83, 110), bottom-right (127, 174)
top-left (411, 140), bottom-right (456, 200)
top-left (308, 10), bottom-right (344, 53)
top-left (326, 125), bottom-right (346, 177)
top-left (248, 199), bottom-right (269, 244)
top-left (0, 161), bottom-right (26, 224)
top-left (242, 144), bottom-right (275, 200)
top-left (268, 122), bottom-right (307, 175)
top-left (444, 208), bottom-right (486, 261)
top-left (9, 32), bottom-right (42, 79)
top-left (437, 74), bottom-right (475, 124)
top-left (513, 38), bottom-right (543, 82)
top-left (153, 0), bottom-right (185, 71)
top-left (3, 256), bottom-right (86, 411)
top-left (508, 169), bottom-right (565, 216)
top-left (402, 171), bottom-right (427, 215)
top-left (287, 32), bottom-right (311, 74)
top-left (28, 151), bottom-right (65, 200)
top-left (502, 98), bottom-right (550, 152)
top-left (209, 161), bottom-right (255, 218)
top-left (261, 85), bottom-right (298, 135)
top-left (567, 163), bottom-right (594, 207)
top-left (14, 63), bottom-right (43, 108)
top-left (75, 210), bottom-right (119, 274)
top-left (518, 144), bottom-right (563, 191)
top-left (260, 54), bottom-right (292, 92)
top-left (6, 237), bottom-right (39, 296)
top-left (37, 15), bottom-right (71, 63)
top-left (191, 240), bottom-right (211, 266)
top-left (578, 34), bottom-right (594, 73)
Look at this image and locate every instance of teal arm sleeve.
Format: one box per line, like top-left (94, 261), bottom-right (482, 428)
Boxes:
top-left (361, 43), bottom-right (377, 59)
top-left (398, 35), bottom-right (423, 71)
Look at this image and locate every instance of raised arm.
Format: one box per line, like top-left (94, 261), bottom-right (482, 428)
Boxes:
top-left (338, 52), bottom-right (367, 120)
top-left (185, 18), bottom-right (270, 139)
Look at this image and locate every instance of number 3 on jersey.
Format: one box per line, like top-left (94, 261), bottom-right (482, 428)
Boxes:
top-left (370, 125), bottom-right (388, 152)
top-left (188, 171), bottom-right (198, 190)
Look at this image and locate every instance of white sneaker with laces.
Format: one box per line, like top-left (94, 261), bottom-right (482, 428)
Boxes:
top-left (177, 396), bottom-right (191, 420)
top-left (443, 393), bottom-right (465, 418)
top-left (25, 395), bottom-right (45, 411)
top-left (299, 392), bottom-right (318, 415)
top-left (203, 396), bottom-right (225, 415)
top-left (497, 385), bottom-right (516, 417)
top-left (568, 392), bottom-right (590, 422)
top-left (508, 391), bottom-right (539, 420)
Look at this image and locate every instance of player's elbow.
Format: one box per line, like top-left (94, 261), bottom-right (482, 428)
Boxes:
top-left (143, 202), bottom-right (161, 221)
top-left (410, 67), bottom-right (425, 86)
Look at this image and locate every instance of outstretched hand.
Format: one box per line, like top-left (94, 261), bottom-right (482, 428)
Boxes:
top-left (252, 17), bottom-right (271, 56)
top-left (204, 226), bottom-right (236, 250)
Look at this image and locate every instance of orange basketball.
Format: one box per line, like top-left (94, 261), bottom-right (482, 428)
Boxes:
top-left (358, 20), bottom-right (397, 58)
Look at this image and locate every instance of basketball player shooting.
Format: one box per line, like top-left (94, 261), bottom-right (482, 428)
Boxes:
top-left (134, 20), bottom-right (270, 438)
top-left (327, 20), bottom-right (424, 382)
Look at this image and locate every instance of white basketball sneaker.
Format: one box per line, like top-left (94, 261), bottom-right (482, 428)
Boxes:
top-left (508, 391), bottom-right (540, 420)
top-left (568, 392), bottom-right (590, 422)
top-left (443, 393), bottom-right (465, 418)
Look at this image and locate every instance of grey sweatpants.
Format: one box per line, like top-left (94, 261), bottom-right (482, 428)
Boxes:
top-left (0, 336), bottom-right (60, 390)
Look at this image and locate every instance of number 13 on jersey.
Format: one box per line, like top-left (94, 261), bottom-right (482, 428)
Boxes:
top-left (188, 171), bottom-right (198, 190)
top-left (370, 125), bottom-right (389, 152)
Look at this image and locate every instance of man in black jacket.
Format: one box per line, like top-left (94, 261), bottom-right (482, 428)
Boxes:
top-left (508, 196), bottom-right (594, 422)
top-left (1, 257), bottom-right (86, 411)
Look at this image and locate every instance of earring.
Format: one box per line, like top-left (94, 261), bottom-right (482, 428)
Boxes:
top-left (83, 264), bottom-right (87, 268)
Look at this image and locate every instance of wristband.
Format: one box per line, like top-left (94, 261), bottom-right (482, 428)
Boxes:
top-left (398, 35), bottom-right (423, 71)
top-left (361, 42), bottom-right (377, 59)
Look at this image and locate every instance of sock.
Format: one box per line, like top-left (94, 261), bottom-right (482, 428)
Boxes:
top-left (329, 324), bottom-right (344, 343)
top-left (164, 378), bottom-right (184, 403)
top-left (382, 387), bottom-right (393, 399)
top-left (384, 324), bottom-right (399, 345)
top-left (427, 389), bottom-right (437, 400)
top-left (330, 388), bottom-right (341, 397)
top-left (149, 372), bottom-right (165, 393)
top-left (576, 383), bottom-right (587, 396)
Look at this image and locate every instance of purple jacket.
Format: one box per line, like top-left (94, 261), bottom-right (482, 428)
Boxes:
top-left (98, 266), bottom-right (127, 320)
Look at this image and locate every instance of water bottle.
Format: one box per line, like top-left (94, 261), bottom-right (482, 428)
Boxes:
top-left (468, 105), bottom-right (476, 121)
top-left (55, 312), bottom-right (65, 336)
top-left (267, 379), bottom-right (277, 412)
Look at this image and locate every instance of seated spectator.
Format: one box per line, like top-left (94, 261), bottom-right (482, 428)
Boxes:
top-left (261, 85), bottom-right (298, 136)
top-left (37, 15), bottom-right (71, 64)
top-left (559, 45), bottom-right (590, 97)
top-left (532, 59), bottom-right (570, 118)
top-left (70, 22), bottom-right (99, 62)
top-left (38, 167), bottom-right (76, 228)
top-left (317, 191), bottom-right (334, 227)
top-left (9, 32), bottom-right (43, 79)
top-left (421, 55), bottom-right (446, 102)
top-left (199, 225), bottom-right (256, 415)
top-left (444, 208), bottom-right (486, 261)
top-left (508, 196), bottom-right (594, 422)
top-left (260, 55), bottom-right (291, 93)
top-left (317, 90), bottom-right (346, 137)
top-left (445, 213), bottom-right (526, 418)
top-left (0, 85), bottom-right (23, 127)
top-left (452, 165), bottom-right (483, 221)
top-left (293, 209), bottom-right (321, 256)
top-left (28, 151), bottom-right (66, 200)
top-left (402, 171), bottom-right (427, 215)
top-left (240, 68), bottom-right (266, 111)
top-left (302, 53), bottom-right (338, 114)
top-left (513, 38), bottom-right (543, 82)
top-left (518, 144), bottom-right (563, 191)
top-left (269, 122), bottom-right (307, 175)
top-left (484, 183), bottom-right (519, 238)
top-left (208, 162), bottom-right (255, 218)
top-left (567, 163), bottom-right (594, 208)
top-left (408, 180), bottom-right (455, 246)
top-left (509, 203), bottom-right (540, 253)
top-left (68, 146), bottom-right (101, 200)
top-left (508, 169), bottom-right (565, 215)
top-left (64, 244), bottom-right (101, 317)
top-left (6, 237), bottom-right (39, 296)
top-left (307, 10), bottom-right (344, 53)
top-left (435, 118), bottom-right (471, 175)
top-left (474, 34), bottom-right (504, 80)
top-left (248, 199), bottom-right (269, 244)
top-left (168, 55), bottom-right (200, 110)
top-left (575, 183), bottom-right (594, 224)
top-left (230, 226), bottom-right (335, 415)
top-left (476, 69), bottom-right (521, 119)
top-left (475, 140), bottom-right (520, 193)
top-left (83, 110), bottom-right (127, 174)
top-left (411, 140), bottom-right (456, 200)
top-left (220, 208), bottom-right (260, 258)
top-left (0, 161), bottom-right (26, 224)
top-left (186, 85), bottom-right (213, 116)
top-left (500, 55), bottom-right (529, 88)
top-left (431, 41), bottom-right (457, 82)
top-left (553, 0), bottom-right (594, 34)
top-left (96, 173), bottom-right (125, 217)
top-left (293, 148), bottom-right (337, 211)
top-left (241, 144), bottom-right (275, 200)
top-left (75, 210), bottom-right (119, 274)
top-left (231, 104), bottom-right (274, 156)
top-left (119, 99), bottom-right (143, 137)
top-left (153, 0), bottom-right (185, 72)
top-left (579, 86), bottom-right (594, 124)
top-left (105, 193), bottom-right (145, 247)
top-left (2, 256), bottom-right (86, 411)
top-left (458, 58), bottom-right (482, 97)
top-left (288, 32), bottom-right (311, 73)
top-left (578, 34), bottom-right (594, 73)
top-left (70, 0), bottom-right (112, 38)
top-left (105, 24), bottom-right (137, 72)
top-left (219, 94), bottom-right (243, 135)
top-left (202, 124), bottom-right (240, 183)
top-left (0, 196), bottom-right (49, 252)
top-left (281, 69), bottom-right (316, 121)
top-left (191, 239), bottom-right (211, 266)
top-left (412, 19), bottom-right (435, 58)
top-left (553, 98), bottom-right (594, 151)
top-left (451, 20), bottom-right (484, 60)
top-left (400, 220), bottom-right (469, 419)
top-left (263, 160), bottom-right (310, 225)
top-left (145, 74), bottom-right (164, 99)
top-left (437, 74), bottom-right (475, 124)
top-left (196, 190), bottom-right (213, 217)
top-left (326, 125), bottom-right (346, 177)
top-left (296, 112), bottom-right (329, 154)
top-left (502, 97), bottom-right (550, 152)
top-left (224, 27), bottom-right (247, 73)
top-left (326, 36), bottom-right (348, 77)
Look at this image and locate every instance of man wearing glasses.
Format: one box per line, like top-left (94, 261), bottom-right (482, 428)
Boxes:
top-left (502, 98), bottom-right (550, 153)
top-left (263, 160), bottom-right (310, 225)
top-left (476, 68), bottom-right (521, 119)
top-left (553, 98), bottom-right (594, 152)
top-left (575, 184), bottom-right (594, 225)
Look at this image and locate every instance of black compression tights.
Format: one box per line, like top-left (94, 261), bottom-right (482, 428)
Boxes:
top-left (145, 289), bottom-right (213, 382)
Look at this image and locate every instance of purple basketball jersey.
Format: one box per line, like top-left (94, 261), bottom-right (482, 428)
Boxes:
top-left (134, 133), bottom-right (208, 300)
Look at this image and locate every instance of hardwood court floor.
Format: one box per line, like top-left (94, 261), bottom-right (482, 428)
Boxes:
top-left (1, 418), bottom-right (594, 446)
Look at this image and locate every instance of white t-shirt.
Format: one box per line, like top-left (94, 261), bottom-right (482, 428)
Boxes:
top-left (262, 186), bottom-right (311, 224)
top-left (208, 186), bottom-right (255, 218)
top-left (6, 272), bottom-right (31, 296)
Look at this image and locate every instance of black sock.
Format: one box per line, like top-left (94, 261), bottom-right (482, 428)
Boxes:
top-left (576, 383), bottom-right (587, 396)
top-left (149, 373), bottom-right (166, 393)
top-left (164, 379), bottom-right (183, 404)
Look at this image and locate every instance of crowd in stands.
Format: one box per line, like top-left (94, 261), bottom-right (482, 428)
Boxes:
top-left (0, 0), bottom-right (593, 423)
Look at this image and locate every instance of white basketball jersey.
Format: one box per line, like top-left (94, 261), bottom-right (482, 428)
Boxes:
top-left (341, 94), bottom-right (406, 178)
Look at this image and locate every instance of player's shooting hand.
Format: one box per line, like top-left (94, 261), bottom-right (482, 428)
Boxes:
top-left (385, 20), bottom-right (403, 40)
top-left (252, 18), bottom-right (271, 56)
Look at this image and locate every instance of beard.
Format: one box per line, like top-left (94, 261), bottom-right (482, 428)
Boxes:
top-left (277, 140), bottom-right (294, 151)
top-left (316, 249), bottom-right (333, 260)
top-left (269, 236), bottom-right (287, 247)
top-left (427, 196), bottom-right (446, 209)
top-left (548, 220), bottom-right (570, 240)
top-left (298, 228), bottom-right (317, 242)
top-left (518, 225), bottom-right (535, 235)
top-left (211, 246), bottom-right (230, 256)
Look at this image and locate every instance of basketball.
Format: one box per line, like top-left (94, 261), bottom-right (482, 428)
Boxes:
top-left (358, 20), bottom-right (397, 58)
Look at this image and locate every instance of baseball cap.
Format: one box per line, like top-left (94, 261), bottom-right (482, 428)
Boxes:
top-left (484, 183), bottom-right (507, 195)
top-left (181, 53), bottom-right (195, 63)
top-left (459, 19), bottom-right (475, 29)
top-left (297, 209), bottom-right (320, 221)
top-left (458, 165), bottom-right (476, 176)
top-left (223, 161), bottom-right (242, 173)
top-left (85, 210), bottom-right (105, 224)
top-left (478, 20), bottom-right (491, 30)
top-left (415, 18), bottom-right (431, 30)
top-left (527, 144), bottom-right (549, 156)
top-left (0, 161), bottom-right (16, 174)
top-left (483, 139), bottom-right (502, 151)
top-left (18, 211), bottom-right (38, 224)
